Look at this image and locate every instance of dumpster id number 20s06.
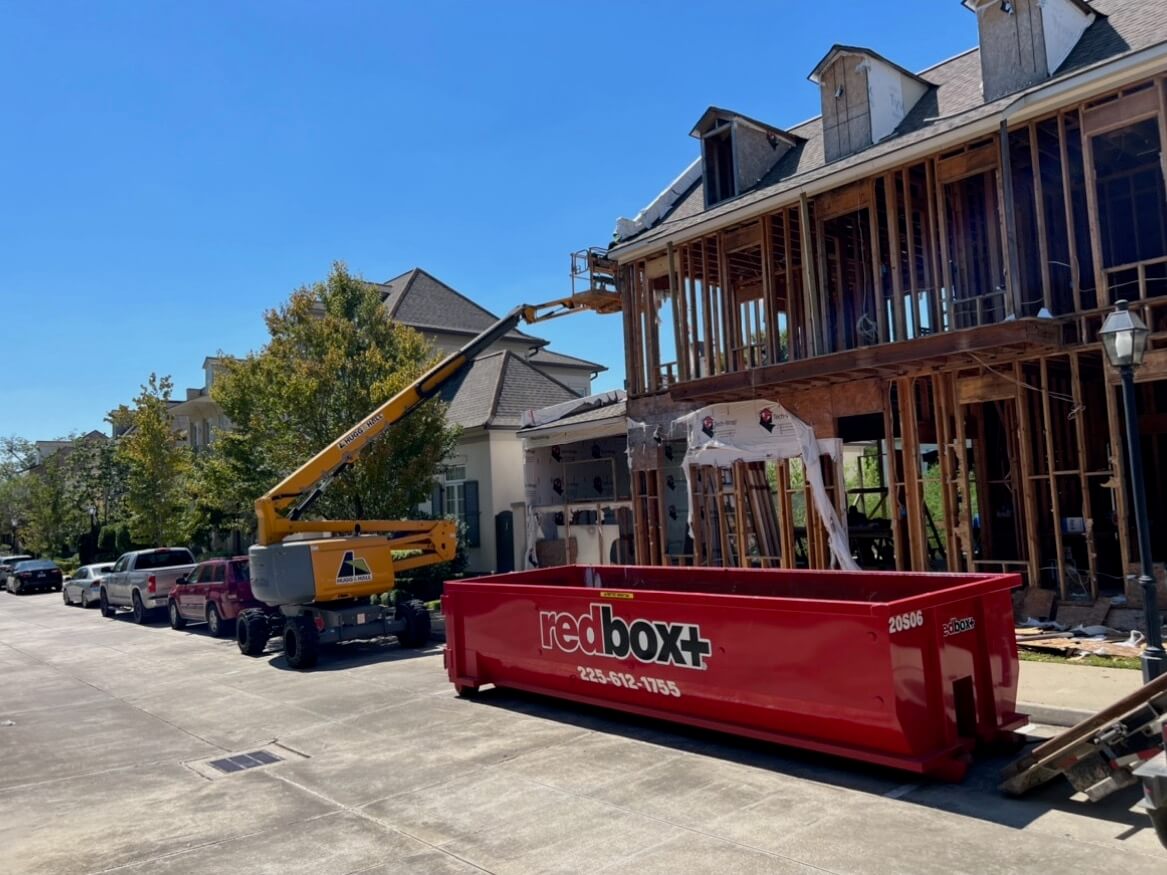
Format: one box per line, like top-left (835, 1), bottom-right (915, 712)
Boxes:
top-left (889, 610), bottom-right (924, 633)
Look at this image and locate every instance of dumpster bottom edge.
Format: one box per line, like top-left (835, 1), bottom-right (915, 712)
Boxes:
top-left (473, 680), bottom-right (974, 782)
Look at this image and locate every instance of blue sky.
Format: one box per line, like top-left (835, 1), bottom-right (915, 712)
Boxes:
top-left (0, 0), bottom-right (973, 440)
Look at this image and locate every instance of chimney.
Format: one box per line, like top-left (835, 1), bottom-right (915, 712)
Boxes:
top-left (690, 108), bottom-right (802, 208)
top-left (963, 0), bottom-right (1098, 102)
top-left (809, 45), bottom-right (931, 163)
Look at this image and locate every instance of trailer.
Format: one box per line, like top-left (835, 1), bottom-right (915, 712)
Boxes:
top-left (1000, 671), bottom-right (1167, 848)
top-left (443, 564), bottom-right (1025, 781)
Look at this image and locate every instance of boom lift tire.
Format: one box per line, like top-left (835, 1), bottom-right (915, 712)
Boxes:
top-left (237, 610), bottom-right (269, 656)
top-left (395, 599), bottom-right (431, 648)
top-left (283, 616), bottom-right (319, 670)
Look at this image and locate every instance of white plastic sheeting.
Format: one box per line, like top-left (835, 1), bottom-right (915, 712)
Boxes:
top-left (678, 400), bottom-right (858, 571)
top-left (520, 390), bottom-right (624, 430)
top-left (612, 158), bottom-right (702, 243)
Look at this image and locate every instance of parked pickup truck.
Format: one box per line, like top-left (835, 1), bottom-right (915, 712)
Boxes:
top-left (168, 556), bottom-right (277, 639)
top-left (100, 548), bottom-right (196, 624)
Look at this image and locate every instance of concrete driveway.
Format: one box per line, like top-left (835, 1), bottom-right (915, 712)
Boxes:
top-left (1, 590), bottom-right (1164, 874)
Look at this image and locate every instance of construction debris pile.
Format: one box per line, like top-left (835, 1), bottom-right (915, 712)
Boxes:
top-left (1014, 589), bottom-right (1161, 662)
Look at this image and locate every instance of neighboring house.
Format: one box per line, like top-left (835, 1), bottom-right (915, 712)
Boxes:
top-left (33, 430), bottom-right (107, 465)
top-left (169, 357), bottom-right (231, 452)
top-left (375, 268), bottom-right (608, 573)
top-left (518, 391), bottom-right (634, 568)
top-left (603, 0), bottom-right (1167, 601)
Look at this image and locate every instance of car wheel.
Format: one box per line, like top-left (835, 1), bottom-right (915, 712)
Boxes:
top-left (99, 589), bottom-right (116, 617)
top-left (80, 591), bottom-right (90, 608)
top-left (11, 579), bottom-right (22, 595)
top-left (131, 591), bottom-right (149, 625)
top-left (206, 603), bottom-right (231, 638)
top-left (236, 610), bottom-right (269, 656)
top-left (169, 599), bottom-right (187, 630)
top-left (395, 598), bottom-right (432, 648)
top-left (283, 617), bottom-right (319, 670)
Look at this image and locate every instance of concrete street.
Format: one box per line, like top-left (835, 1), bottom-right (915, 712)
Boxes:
top-left (1, 591), bottom-right (1164, 874)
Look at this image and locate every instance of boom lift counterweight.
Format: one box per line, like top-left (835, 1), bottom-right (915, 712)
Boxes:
top-left (241, 288), bottom-right (620, 668)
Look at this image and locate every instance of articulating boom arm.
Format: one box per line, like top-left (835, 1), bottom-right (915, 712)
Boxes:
top-left (254, 291), bottom-right (620, 547)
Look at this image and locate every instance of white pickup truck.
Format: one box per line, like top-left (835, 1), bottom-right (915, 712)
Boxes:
top-left (100, 548), bottom-right (197, 624)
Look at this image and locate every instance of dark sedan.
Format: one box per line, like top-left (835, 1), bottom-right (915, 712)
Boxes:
top-left (6, 559), bottom-right (63, 594)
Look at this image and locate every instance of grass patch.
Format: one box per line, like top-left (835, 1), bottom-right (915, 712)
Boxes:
top-left (1019, 649), bottom-right (1141, 671)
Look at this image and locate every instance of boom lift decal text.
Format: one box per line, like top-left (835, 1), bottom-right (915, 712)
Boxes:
top-left (337, 413), bottom-right (385, 450)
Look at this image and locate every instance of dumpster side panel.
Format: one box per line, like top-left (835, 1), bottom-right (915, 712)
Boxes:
top-left (444, 568), bottom-right (1022, 780)
top-left (447, 582), bottom-right (942, 775)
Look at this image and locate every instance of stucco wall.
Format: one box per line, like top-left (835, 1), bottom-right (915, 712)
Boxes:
top-left (1042, 0), bottom-right (1093, 75)
top-left (866, 60), bottom-right (928, 145)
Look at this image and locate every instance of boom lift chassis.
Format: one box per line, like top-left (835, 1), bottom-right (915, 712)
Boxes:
top-left (240, 287), bottom-right (620, 669)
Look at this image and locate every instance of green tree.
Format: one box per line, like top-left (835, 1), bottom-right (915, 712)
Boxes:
top-left (117, 374), bottom-right (193, 546)
top-left (23, 450), bottom-right (88, 557)
top-left (198, 263), bottom-right (458, 537)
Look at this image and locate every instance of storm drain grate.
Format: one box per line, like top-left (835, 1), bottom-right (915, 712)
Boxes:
top-left (208, 749), bottom-right (282, 774)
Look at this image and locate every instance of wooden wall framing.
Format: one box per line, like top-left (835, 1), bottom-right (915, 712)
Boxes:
top-left (622, 70), bottom-right (1167, 592)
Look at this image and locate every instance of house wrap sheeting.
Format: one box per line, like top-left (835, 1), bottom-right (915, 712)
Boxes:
top-left (678, 400), bottom-right (857, 571)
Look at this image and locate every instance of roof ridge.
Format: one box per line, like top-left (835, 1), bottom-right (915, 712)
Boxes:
top-left (382, 267), bottom-right (420, 318)
top-left (411, 268), bottom-right (504, 324)
top-left (486, 350), bottom-right (513, 420)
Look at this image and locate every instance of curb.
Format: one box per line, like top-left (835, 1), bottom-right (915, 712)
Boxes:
top-left (1018, 701), bottom-right (1092, 728)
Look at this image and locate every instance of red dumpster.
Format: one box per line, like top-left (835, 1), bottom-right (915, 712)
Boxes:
top-left (443, 565), bottom-right (1025, 781)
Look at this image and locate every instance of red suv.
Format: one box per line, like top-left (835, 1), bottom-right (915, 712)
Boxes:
top-left (167, 557), bottom-right (271, 638)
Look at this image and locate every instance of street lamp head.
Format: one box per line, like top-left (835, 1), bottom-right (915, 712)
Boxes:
top-left (1099, 299), bottom-right (1150, 369)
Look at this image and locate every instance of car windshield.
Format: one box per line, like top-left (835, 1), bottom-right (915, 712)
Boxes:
top-left (14, 560), bottom-right (57, 572)
top-left (230, 560), bottom-right (250, 581)
top-left (93, 564), bottom-right (114, 573)
top-left (136, 549), bottom-right (194, 570)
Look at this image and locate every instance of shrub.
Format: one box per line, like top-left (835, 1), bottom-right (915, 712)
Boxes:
top-left (55, 556), bottom-right (80, 576)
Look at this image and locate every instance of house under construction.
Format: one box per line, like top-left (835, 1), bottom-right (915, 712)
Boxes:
top-left (595, 0), bottom-right (1167, 600)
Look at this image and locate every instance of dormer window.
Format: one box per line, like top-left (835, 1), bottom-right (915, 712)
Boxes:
top-left (962, 0), bottom-right (1098, 102)
top-left (809, 45), bottom-right (931, 163)
top-left (703, 125), bottom-right (736, 205)
top-left (691, 108), bottom-right (802, 209)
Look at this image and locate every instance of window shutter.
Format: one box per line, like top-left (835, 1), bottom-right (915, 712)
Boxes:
top-left (465, 480), bottom-right (480, 547)
top-left (431, 482), bottom-right (444, 517)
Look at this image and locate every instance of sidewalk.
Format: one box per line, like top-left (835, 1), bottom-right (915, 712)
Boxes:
top-left (1018, 658), bottom-right (1143, 726)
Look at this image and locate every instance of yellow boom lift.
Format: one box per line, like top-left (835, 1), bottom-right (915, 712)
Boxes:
top-left (240, 282), bottom-right (620, 668)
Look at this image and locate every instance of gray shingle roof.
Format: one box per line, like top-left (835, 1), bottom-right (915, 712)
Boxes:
top-left (520, 399), bottom-right (627, 432)
top-left (377, 268), bottom-right (544, 345)
top-left (440, 351), bottom-right (581, 430)
top-left (526, 348), bottom-right (607, 371)
top-left (617, 0), bottom-right (1165, 251)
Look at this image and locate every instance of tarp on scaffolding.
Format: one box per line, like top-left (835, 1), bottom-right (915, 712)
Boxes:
top-left (678, 400), bottom-right (858, 571)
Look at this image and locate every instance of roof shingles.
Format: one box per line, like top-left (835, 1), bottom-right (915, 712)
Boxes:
top-left (440, 351), bottom-right (581, 430)
top-left (377, 268), bottom-right (543, 344)
top-left (619, 0), bottom-right (1166, 251)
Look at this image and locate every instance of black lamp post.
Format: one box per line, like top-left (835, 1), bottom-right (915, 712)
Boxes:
top-left (1100, 299), bottom-right (1165, 682)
